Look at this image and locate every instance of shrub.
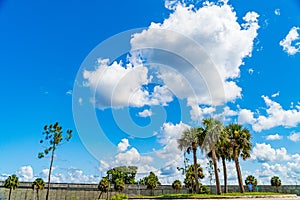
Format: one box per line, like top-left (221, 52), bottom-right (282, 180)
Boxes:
top-left (109, 194), bottom-right (128, 200)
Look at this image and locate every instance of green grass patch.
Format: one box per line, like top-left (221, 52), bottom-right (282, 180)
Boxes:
top-left (134, 192), bottom-right (284, 199)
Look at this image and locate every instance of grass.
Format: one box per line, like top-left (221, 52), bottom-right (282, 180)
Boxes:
top-left (134, 192), bottom-right (284, 199)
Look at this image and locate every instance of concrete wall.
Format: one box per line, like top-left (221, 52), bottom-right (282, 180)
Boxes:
top-left (0, 182), bottom-right (299, 200)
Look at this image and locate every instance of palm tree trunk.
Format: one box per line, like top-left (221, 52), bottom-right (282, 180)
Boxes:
top-left (46, 149), bottom-right (55, 200)
top-left (37, 190), bottom-right (40, 200)
top-left (192, 143), bottom-right (200, 194)
top-left (211, 147), bottom-right (222, 195)
top-left (222, 156), bottom-right (228, 193)
top-left (8, 188), bottom-right (12, 200)
top-left (98, 191), bottom-right (103, 199)
top-left (234, 152), bottom-right (244, 193)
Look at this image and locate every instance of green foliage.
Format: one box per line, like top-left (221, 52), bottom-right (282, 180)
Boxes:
top-left (98, 177), bottom-right (110, 193)
top-left (206, 160), bottom-right (215, 184)
top-left (38, 122), bottom-right (72, 200)
top-left (4, 174), bottom-right (19, 200)
top-left (109, 194), bottom-right (128, 200)
top-left (107, 166), bottom-right (137, 185)
top-left (114, 178), bottom-right (125, 192)
top-left (177, 127), bottom-right (202, 194)
top-left (183, 164), bottom-right (204, 193)
top-left (172, 180), bottom-right (182, 192)
top-left (226, 123), bottom-right (252, 193)
top-left (199, 185), bottom-right (210, 194)
top-left (4, 174), bottom-right (19, 190)
top-left (32, 178), bottom-right (45, 190)
top-left (245, 175), bottom-right (257, 186)
top-left (271, 176), bottom-right (281, 192)
top-left (38, 122), bottom-right (72, 159)
top-left (140, 171), bottom-right (160, 194)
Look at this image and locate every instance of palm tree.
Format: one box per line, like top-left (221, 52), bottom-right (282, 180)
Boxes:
top-left (32, 178), bottom-right (45, 200)
top-left (271, 176), bottom-right (281, 192)
top-left (245, 175), bottom-right (257, 186)
top-left (226, 123), bottom-right (252, 193)
top-left (178, 127), bottom-right (202, 194)
top-left (4, 174), bottom-right (20, 200)
top-left (172, 180), bottom-right (182, 193)
top-left (215, 128), bottom-right (232, 193)
top-left (98, 177), bottom-right (110, 199)
top-left (202, 118), bottom-right (223, 195)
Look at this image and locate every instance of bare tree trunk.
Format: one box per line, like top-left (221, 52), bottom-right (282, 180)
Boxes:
top-left (234, 153), bottom-right (244, 193)
top-left (37, 190), bottom-right (40, 200)
top-left (222, 156), bottom-right (228, 193)
top-left (46, 149), bottom-right (55, 200)
top-left (8, 188), bottom-right (12, 200)
top-left (98, 191), bottom-right (103, 199)
top-left (192, 142), bottom-right (200, 194)
top-left (211, 147), bottom-right (222, 195)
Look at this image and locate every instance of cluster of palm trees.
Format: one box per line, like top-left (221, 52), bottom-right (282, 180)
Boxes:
top-left (177, 118), bottom-right (252, 195)
top-left (3, 174), bottom-right (45, 200)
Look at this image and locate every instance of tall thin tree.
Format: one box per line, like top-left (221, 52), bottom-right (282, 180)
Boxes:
top-left (202, 118), bottom-right (223, 195)
top-left (38, 122), bottom-right (72, 200)
top-left (215, 128), bottom-right (232, 193)
top-left (178, 127), bottom-right (202, 194)
top-left (226, 123), bottom-right (252, 193)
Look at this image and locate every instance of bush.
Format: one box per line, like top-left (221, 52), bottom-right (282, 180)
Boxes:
top-left (109, 194), bottom-right (128, 200)
top-left (199, 185), bottom-right (210, 194)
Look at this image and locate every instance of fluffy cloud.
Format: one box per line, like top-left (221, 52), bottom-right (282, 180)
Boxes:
top-left (238, 108), bottom-right (256, 124)
top-left (99, 139), bottom-right (156, 176)
top-left (266, 134), bottom-right (283, 141)
top-left (131, 2), bottom-right (259, 111)
top-left (288, 132), bottom-right (300, 142)
top-left (83, 59), bottom-right (150, 109)
top-left (279, 26), bottom-right (300, 55)
top-left (117, 138), bottom-right (130, 152)
top-left (16, 166), bottom-right (34, 182)
top-left (138, 109), bottom-right (152, 117)
top-left (238, 96), bottom-right (300, 132)
top-left (115, 147), bottom-right (153, 167)
top-left (84, 1), bottom-right (259, 122)
top-left (39, 168), bottom-right (99, 184)
top-left (252, 143), bottom-right (290, 162)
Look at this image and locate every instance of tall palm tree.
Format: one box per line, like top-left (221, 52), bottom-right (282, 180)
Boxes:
top-left (32, 178), bottom-right (45, 200)
top-left (202, 118), bottom-right (223, 195)
top-left (226, 123), bottom-right (252, 193)
top-left (178, 127), bottom-right (202, 194)
top-left (215, 128), bottom-right (232, 193)
top-left (4, 174), bottom-right (20, 200)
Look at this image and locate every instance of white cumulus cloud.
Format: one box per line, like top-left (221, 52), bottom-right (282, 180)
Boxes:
top-left (266, 133), bottom-right (283, 141)
top-left (288, 132), bottom-right (300, 142)
top-left (117, 138), bottom-right (130, 152)
top-left (16, 166), bottom-right (34, 182)
top-left (239, 96), bottom-right (300, 132)
top-left (279, 26), bottom-right (300, 55)
top-left (138, 109), bottom-right (152, 117)
top-left (252, 143), bottom-right (290, 162)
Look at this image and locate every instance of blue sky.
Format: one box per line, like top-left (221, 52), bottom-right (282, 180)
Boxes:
top-left (1, 0), bottom-right (300, 185)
